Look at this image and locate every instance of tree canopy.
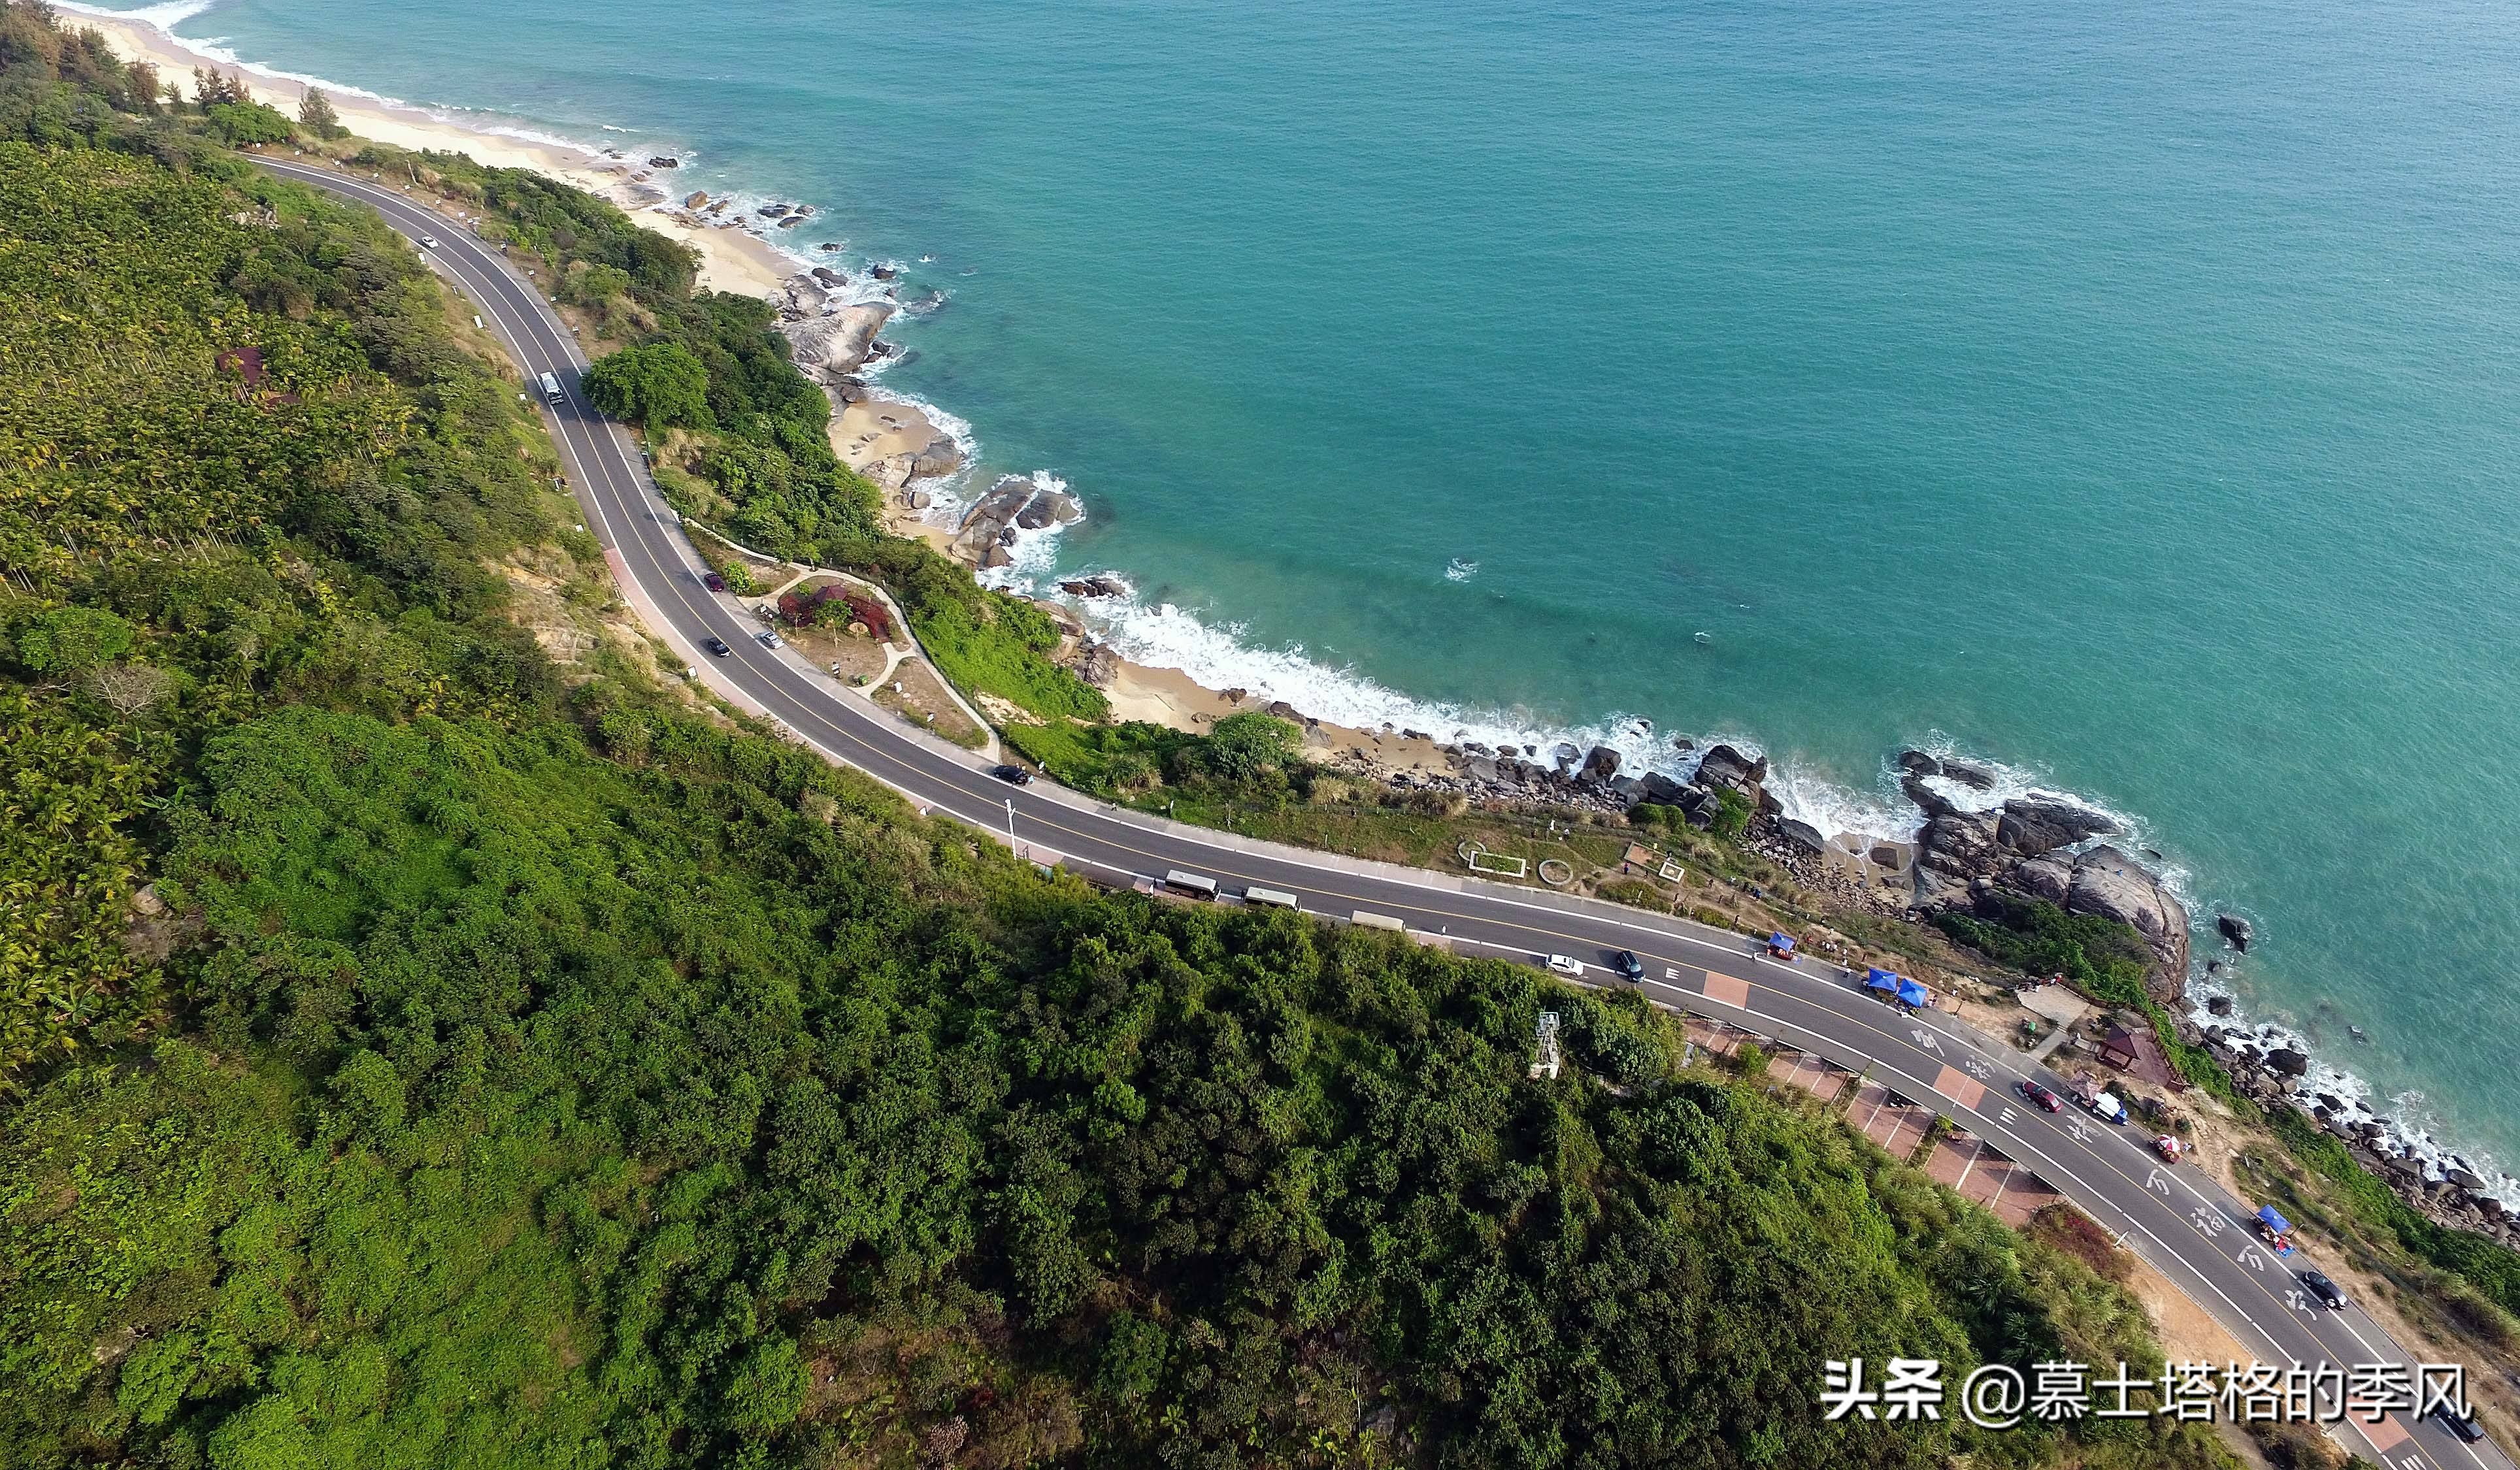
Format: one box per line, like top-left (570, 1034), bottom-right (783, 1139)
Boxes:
top-left (584, 338), bottom-right (712, 429)
top-left (0, 38), bottom-right (2236, 1470)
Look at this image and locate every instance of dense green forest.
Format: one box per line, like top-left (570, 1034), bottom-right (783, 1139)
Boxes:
top-left (0, 10), bottom-right (2245, 1468)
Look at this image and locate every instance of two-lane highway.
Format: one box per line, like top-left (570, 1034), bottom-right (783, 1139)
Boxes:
top-left (259, 155), bottom-right (2505, 1469)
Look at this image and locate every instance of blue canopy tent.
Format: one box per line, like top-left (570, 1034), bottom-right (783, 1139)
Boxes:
top-left (1897, 979), bottom-right (1932, 1009)
top-left (1865, 968), bottom-right (1900, 995)
top-left (1768, 932), bottom-right (1796, 956)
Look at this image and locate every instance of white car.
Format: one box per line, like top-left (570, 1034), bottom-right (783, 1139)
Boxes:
top-left (1545, 954), bottom-right (1583, 977)
top-left (419, 235), bottom-right (440, 250)
top-left (754, 630), bottom-right (783, 649)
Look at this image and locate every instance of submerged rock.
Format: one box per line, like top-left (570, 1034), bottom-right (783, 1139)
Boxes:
top-left (2218, 913), bottom-right (2254, 952)
top-left (1940, 758), bottom-right (1997, 790)
top-left (1896, 749), bottom-right (1940, 777)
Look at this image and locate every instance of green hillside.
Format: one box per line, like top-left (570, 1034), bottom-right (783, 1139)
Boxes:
top-left (0, 10), bottom-right (2231, 1468)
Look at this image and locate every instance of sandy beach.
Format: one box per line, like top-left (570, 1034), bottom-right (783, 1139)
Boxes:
top-left (71, 8), bottom-right (792, 300)
top-left (67, 5), bottom-right (1511, 792)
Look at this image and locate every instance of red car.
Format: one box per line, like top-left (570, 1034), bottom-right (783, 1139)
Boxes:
top-left (2018, 1080), bottom-right (2064, 1113)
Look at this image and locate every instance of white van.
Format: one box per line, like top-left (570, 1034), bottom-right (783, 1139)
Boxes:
top-left (539, 371), bottom-right (564, 405)
top-left (1161, 870), bottom-right (1218, 900)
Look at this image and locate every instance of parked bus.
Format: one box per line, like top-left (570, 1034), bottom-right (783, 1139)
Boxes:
top-left (1162, 870), bottom-right (1219, 900)
top-left (1243, 887), bottom-right (1299, 909)
top-left (1350, 910), bottom-right (1406, 933)
top-left (539, 370), bottom-right (564, 405)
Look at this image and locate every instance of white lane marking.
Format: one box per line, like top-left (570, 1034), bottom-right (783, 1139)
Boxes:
top-left (307, 169), bottom-right (2468, 1452)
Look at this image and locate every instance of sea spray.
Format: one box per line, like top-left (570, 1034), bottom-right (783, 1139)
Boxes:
top-left (78, 0), bottom-right (2520, 1218)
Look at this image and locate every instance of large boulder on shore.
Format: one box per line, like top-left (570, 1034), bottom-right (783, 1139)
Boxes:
top-left (2011, 855), bottom-right (2074, 906)
top-left (1633, 771), bottom-right (1689, 808)
top-left (1997, 797), bottom-right (2118, 857)
top-left (1918, 808), bottom-right (2000, 877)
top-left (1692, 743), bottom-right (1766, 801)
top-left (2063, 845), bottom-right (2191, 990)
top-left (783, 301), bottom-right (895, 382)
top-left (910, 434), bottom-right (963, 478)
top-left (1581, 745), bottom-right (1622, 783)
top-left (1014, 489), bottom-right (1083, 531)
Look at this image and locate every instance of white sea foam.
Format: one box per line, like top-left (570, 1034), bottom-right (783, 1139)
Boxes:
top-left (63, 0), bottom-right (222, 29)
top-left (82, 0), bottom-right (2515, 1217)
top-left (970, 472), bottom-right (1080, 587)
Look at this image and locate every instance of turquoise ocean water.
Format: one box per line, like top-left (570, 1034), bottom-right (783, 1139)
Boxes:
top-left (85, 0), bottom-right (2520, 1184)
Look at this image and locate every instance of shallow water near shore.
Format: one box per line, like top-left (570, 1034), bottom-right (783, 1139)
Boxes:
top-left (82, 0), bottom-right (2520, 1183)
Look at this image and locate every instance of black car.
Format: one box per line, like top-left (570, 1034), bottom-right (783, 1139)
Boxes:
top-left (2298, 1269), bottom-right (2346, 1311)
top-left (2432, 1403), bottom-right (2487, 1443)
top-left (703, 636), bottom-right (732, 658)
top-left (991, 764), bottom-right (1034, 786)
top-left (1612, 950), bottom-right (1644, 982)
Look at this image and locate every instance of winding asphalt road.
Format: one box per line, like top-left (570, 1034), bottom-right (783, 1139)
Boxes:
top-left (259, 154), bottom-right (2505, 1469)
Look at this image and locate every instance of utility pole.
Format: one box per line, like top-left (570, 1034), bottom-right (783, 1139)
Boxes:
top-left (1005, 797), bottom-right (1016, 848)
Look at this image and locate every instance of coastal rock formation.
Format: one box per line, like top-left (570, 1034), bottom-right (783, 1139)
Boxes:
top-left (1905, 768), bottom-right (2191, 991)
top-left (1996, 798), bottom-right (2117, 856)
top-left (1580, 745), bottom-right (1621, 782)
top-left (1691, 743), bottom-right (1766, 801)
top-left (1015, 489), bottom-right (1082, 531)
top-left (1897, 749), bottom-right (1939, 778)
top-left (1918, 808), bottom-right (2000, 878)
top-left (950, 476), bottom-right (1082, 564)
top-left (2218, 913), bottom-right (2253, 951)
top-left (1076, 642), bottom-right (1121, 688)
top-left (2010, 854), bottom-right (2074, 906)
top-left (2063, 845), bottom-right (2191, 985)
top-left (910, 434), bottom-right (964, 478)
top-left (783, 300), bottom-right (895, 382)
top-left (1634, 771), bottom-right (1689, 807)
top-left (1059, 576), bottom-right (1128, 598)
top-left (1940, 757), bottom-right (1997, 790)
